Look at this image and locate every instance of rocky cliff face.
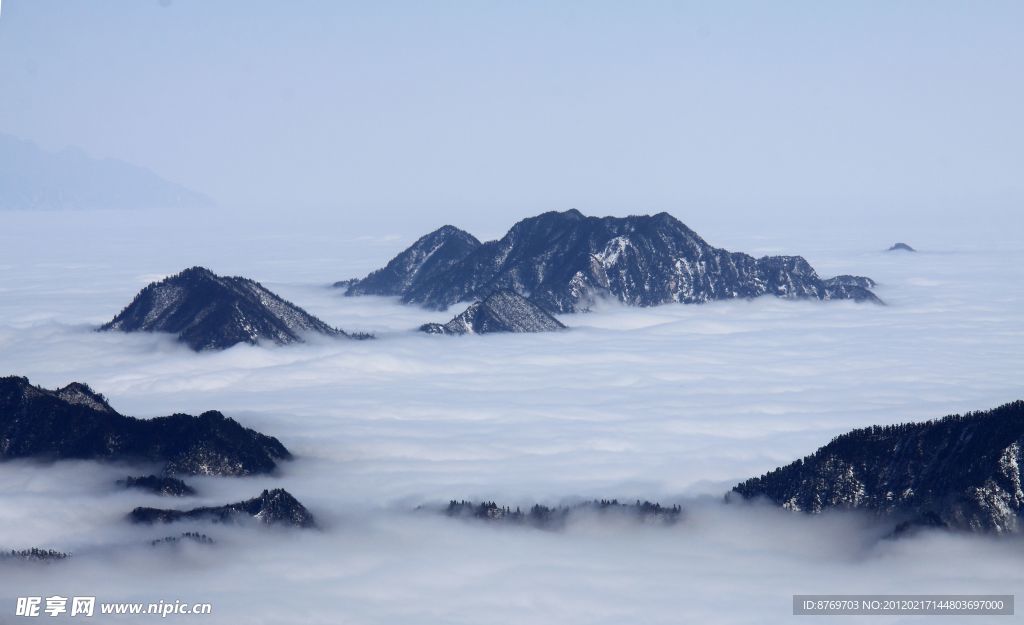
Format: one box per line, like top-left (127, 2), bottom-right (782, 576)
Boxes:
top-left (102, 266), bottom-right (348, 351)
top-left (0, 376), bottom-right (291, 476)
top-left (731, 401), bottom-right (1024, 533)
top-left (342, 210), bottom-right (880, 313)
top-left (420, 289), bottom-right (566, 335)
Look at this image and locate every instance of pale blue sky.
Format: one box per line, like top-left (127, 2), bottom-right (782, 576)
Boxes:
top-left (0, 1), bottom-right (1021, 231)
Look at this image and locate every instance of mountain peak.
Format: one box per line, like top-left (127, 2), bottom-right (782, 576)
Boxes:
top-left (55, 382), bottom-right (114, 413)
top-left (343, 225), bottom-right (481, 298)
top-left (101, 268), bottom-right (352, 351)
top-left (343, 210), bottom-right (881, 312)
top-left (420, 289), bottom-right (566, 335)
top-left (175, 266), bottom-right (218, 280)
top-left (434, 224), bottom-right (469, 236)
top-left (0, 375), bottom-right (31, 391)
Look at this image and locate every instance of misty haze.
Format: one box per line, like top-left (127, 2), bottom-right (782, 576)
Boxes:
top-left (1, 2), bottom-right (1022, 624)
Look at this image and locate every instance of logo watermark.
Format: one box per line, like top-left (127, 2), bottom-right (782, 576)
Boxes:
top-left (15, 597), bottom-right (212, 618)
top-left (793, 594), bottom-right (1014, 616)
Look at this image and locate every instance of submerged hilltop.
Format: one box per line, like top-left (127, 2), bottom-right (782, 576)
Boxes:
top-left (420, 289), bottom-right (566, 335)
top-left (339, 210), bottom-right (881, 313)
top-left (102, 266), bottom-right (360, 351)
top-left (0, 376), bottom-right (291, 476)
top-left (732, 401), bottom-right (1024, 533)
top-left (130, 488), bottom-right (316, 528)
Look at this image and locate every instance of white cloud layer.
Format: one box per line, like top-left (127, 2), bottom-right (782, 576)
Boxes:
top-left (0, 210), bottom-right (1022, 623)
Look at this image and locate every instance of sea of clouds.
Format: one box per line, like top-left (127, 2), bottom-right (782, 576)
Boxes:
top-left (0, 208), bottom-right (1022, 624)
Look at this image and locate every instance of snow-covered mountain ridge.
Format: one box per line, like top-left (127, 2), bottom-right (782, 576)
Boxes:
top-left (340, 209), bottom-right (880, 312)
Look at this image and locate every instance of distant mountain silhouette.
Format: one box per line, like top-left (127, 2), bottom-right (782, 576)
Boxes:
top-left (0, 133), bottom-right (211, 210)
top-left (101, 267), bottom-right (358, 351)
top-left (340, 210), bottom-right (881, 312)
top-left (420, 289), bottom-right (566, 335)
top-left (731, 401), bottom-right (1024, 533)
top-left (888, 242), bottom-right (916, 252)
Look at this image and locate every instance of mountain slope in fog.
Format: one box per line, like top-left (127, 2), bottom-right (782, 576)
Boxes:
top-left (102, 267), bottom-right (353, 351)
top-left (732, 401), bottom-right (1024, 533)
top-left (119, 475), bottom-right (197, 497)
top-left (340, 225), bottom-right (482, 294)
top-left (341, 209), bottom-right (881, 313)
top-left (0, 376), bottom-right (290, 476)
top-left (130, 488), bottom-right (316, 528)
top-left (419, 289), bottom-right (566, 335)
top-left (0, 133), bottom-right (211, 211)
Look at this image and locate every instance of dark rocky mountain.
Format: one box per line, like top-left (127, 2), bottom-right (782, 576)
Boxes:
top-left (888, 242), bottom-right (916, 252)
top-left (340, 226), bottom-right (481, 295)
top-left (731, 401), bottom-right (1024, 533)
top-left (419, 289), bottom-right (566, 335)
top-left (129, 489), bottom-right (316, 528)
top-left (0, 376), bottom-right (290, 476)
top-left (119, 475), bottom-right (196, 497)
top-left (101, 266), bottom-right (351, 351)
top-left (444, 499), bottom-right (682, 529)
top-left (341, 210), bottom-right (881, 313)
